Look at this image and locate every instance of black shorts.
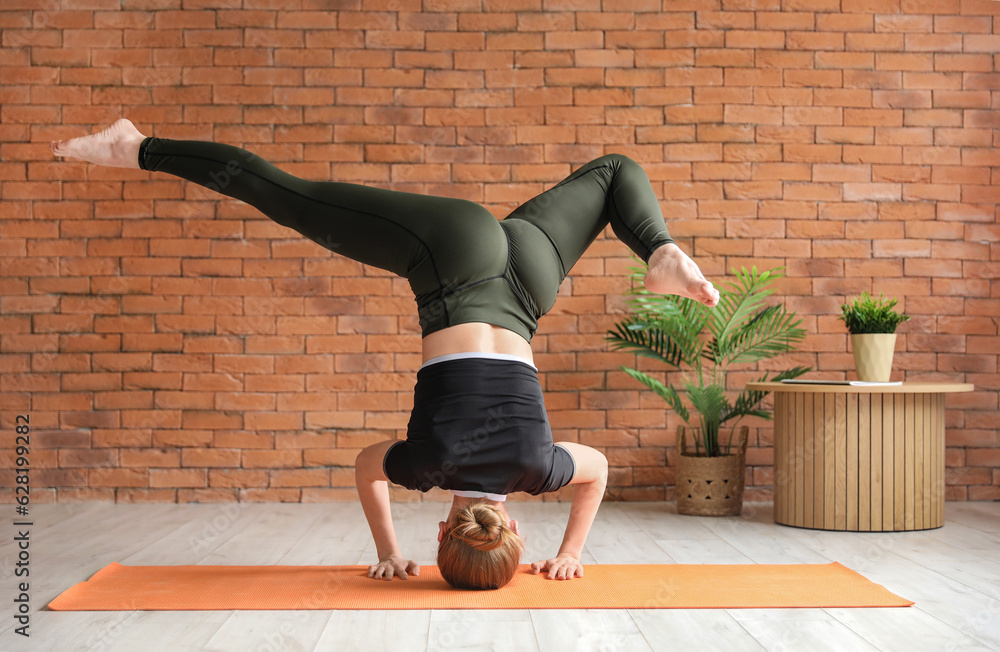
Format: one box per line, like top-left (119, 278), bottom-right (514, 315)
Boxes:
top-left (382, 357), bottom-right (576, 495)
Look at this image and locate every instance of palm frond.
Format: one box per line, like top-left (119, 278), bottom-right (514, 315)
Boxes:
top-left (607, 317), bottom-right (687, 369)
top-left (724, 306), bottom-right (807, 365)
top-left (621, 367), bottom-right (689, 422)
top-left (707, 267), bottom-right (777, 357)
top-left (607, 301), bottom-right (706, 370)
top-left (685, 382), bottom-right (728, 424)
top-left (684, 382), bottom-right (730, 456)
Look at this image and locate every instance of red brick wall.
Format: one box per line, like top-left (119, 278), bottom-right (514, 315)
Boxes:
top-left (2, 0), bottom-right (997, 504)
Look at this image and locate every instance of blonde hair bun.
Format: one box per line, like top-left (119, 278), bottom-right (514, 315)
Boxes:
top-left (450, 503), bottom-right (505, 551)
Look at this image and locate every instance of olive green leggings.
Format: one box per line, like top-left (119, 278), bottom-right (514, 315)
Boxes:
top-left (139, 138), bottom-right (674, 341)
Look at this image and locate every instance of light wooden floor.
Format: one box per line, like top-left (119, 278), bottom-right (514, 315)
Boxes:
top-left (1, 500), bottom-right (998, 652)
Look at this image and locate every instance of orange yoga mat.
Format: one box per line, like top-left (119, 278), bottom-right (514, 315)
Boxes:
top-left (48, 562), bottom-right (911, 611)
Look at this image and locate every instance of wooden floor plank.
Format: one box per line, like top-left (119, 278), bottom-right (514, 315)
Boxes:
top-left (506, 500), bottom-right (594, 566)
top-left (922, 520), bottom-right (1000, 564)
top-left (201, 611), bottom-right (332, 652)
top-left (630, 609), bottom-right (766, 651)
top-left (653, 538), bottom-right (754, 564)
top-left (613, 501), bottom-right (717, 541)
top-left (30, 608), bottom-right (229, 652)
top-left (275, 503), bottom-right (372, 566)
top-left (531, 609), bottom-right (651, 652)
top-left (31, 506), bottom-right (221, 600)
top-left (430, 609), bottom-right (539, 650)
top-left (0, 503), bottom-right (105, 557)
top-left (949, 503), bottom-right (1000, 533)
top-left (736, 618), bottom-right (880, 651)
top-left (316, 611), bottom-right (430, 652)
top-left (697, 522), bottom-right (833, 565)
top-left (121, 504), bottom-right (262, 566)
top-left (581, 503), bottom-right (675, 565)
top-left (829, 607), bottom-right (990, 652)
top-left (197, 505), bottom-right (327, 566)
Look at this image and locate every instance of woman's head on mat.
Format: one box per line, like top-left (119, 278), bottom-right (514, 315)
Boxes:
top-left (437, 498), bottom-right (523, 590)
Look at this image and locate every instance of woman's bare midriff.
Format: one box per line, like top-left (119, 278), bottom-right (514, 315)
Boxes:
top-left (421, 322), bottom-right (533, 365)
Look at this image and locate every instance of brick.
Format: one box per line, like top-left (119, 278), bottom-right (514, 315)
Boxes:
top-left (873, 90), bottom-right (933, 109)
top-left (270, 469), bottom-right (330, 488)
top-left (903, 72), bottom-right (962, 91)
top-left (724, 143), bottom-right (781, 161)
top-left (84, 468), bottom-right (147, 488)
top-left (811, 90), bottom-right (868, 110)
top-left (844, 76), bottom-right (903, 99)
top-left (725, 105), bottom-right (783, 125)
top-left (842, 145), bottom-right (902, 164)
top-left (874, 127), bottom-right (933, 146)
top-left (120, 448), bottom-right (180, 467)
top-left (872, 165), bottom-right (931, 183)
top-left (242, 450), bottom-right (303, 469)
top-left (816, 52), bottom-right (874, 70)
top-left (814, 128), bottom-right (872, 147)
top-left (814, 240), bottom-right (873, 258)
top-left (876, 14), bottom-right (932, 32)
top-left (149, 469), bottom-right (206, 489)
top-left (964, 35), bottom-right (1000, 52)
top-left (726, 30), bottom-right (784, 50)
top-left (784, 107), bottom-right (843, 126)
top-left (181, 449), bottom-right (241, 467)
top-left (934, 54), bottom-right (992, 73)
top-left (933, 91), bottom-right (991, 109)
top-left (878, 53), bottom-right (936, 72)
top-left (786, 32), bottom-right (845, 51)
top-left (845, 109), bottom-right (903, 127)
top-left (847, 33), bottom-right (904, 52)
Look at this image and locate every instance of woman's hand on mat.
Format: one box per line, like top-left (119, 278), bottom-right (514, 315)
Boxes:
top-left (368, 555), bottom-right (420, 581)
top-left (531, 553), bottom-right (583, 580)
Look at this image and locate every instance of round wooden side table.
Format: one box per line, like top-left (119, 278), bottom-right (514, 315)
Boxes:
top-left (746, 382), bottom-right (974, 532)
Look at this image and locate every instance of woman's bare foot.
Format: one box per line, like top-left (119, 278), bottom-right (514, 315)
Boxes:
top-left (645, 243), bottom-right (720, 307)
top-left (50, 119), bottom-right (146, 169)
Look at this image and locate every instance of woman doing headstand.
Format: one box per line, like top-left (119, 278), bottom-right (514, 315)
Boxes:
top-left (52, 120), bottom-right (719, 590)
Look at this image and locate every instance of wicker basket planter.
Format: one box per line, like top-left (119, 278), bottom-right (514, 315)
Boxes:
top-left (675, 425), bottom-right (749, 517)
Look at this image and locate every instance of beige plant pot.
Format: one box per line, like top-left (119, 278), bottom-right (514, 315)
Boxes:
top-left (850, 333), bottom-right (897, 382)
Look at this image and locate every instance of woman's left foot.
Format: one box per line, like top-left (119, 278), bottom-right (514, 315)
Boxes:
top-left (644, 243), bottom-right (720, 307)
top-left (50, 119), bottom-right (146, 169)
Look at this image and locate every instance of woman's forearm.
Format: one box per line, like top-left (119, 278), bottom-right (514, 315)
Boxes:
top-left (354, 441), bottom-right (406, 561)
top-left (356, 475), bottom-right (403, 561)
top-left (556, 474), bottom-right (607, 559)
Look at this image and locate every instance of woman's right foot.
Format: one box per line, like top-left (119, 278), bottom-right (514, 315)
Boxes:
top-left (645, 243), bottom-right (720, 307)
top-left (50, 119), bottom-right (146, 169)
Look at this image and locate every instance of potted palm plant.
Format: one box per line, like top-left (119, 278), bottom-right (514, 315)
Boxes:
top-left (607, 265), bottom-right (809, 516)
top-left (840, 292), bottom-right (909, 382)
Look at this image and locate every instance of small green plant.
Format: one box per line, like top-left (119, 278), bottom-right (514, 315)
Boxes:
top-left (839, 292), bottom-right (910, 334)
top-left (607, 265), bottom-right (810, 458)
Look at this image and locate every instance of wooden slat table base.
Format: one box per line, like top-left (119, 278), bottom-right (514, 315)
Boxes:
top-left (754, 383), bottom-right (974, 533)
